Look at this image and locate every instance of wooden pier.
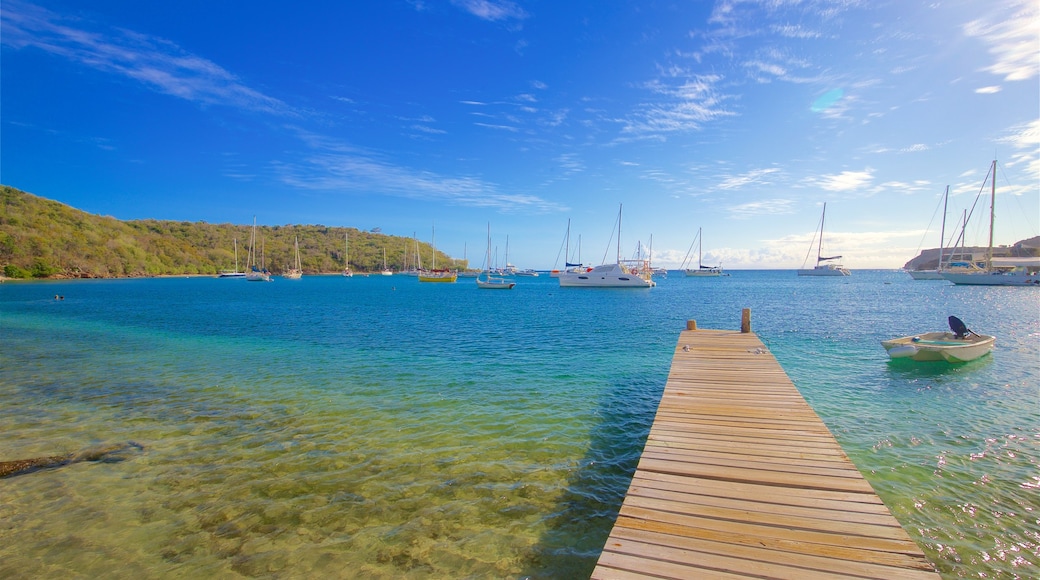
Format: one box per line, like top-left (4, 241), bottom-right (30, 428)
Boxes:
top-left (592, 324), bottom-right (939, 579)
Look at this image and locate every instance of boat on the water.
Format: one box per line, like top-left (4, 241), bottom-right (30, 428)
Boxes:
top-left (342, 232), bottom-right (353, 277)
top-left (797, 203), bottom-right (849, 276)
top-left (418, 225), bottom-right (457, 283)
top-left (245, 216), bottom-right (272, 282)
top-left (283, 236), bottom-right (302, 279)
top-left (218, 238), bottom-right (246, 278)
top-left (476, 224), bottom-right (515, 290)
top-left (557, 205), bottom-right (655, 288)
top-left (906, 186), bottom-right (951, 280)
top-left (681, 227), bottom-right (726, 277)
top-left (881, 316), bottom-right (995, 362)
top-left (380, 248), bottom-right (393, 276)
top-left (940, 160), bottom-right (1040, 287)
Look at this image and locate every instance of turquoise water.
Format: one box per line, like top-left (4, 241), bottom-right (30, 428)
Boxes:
top-left (1, 271), bottom-right (1037, 578)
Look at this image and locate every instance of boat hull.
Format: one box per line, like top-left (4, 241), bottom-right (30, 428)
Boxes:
top-left (906, 269), bottom-right (944, 280)
top-left (940, 272), bottom-right (1040, 286)
top-left (557, 262), bottom-right (655, 288)
top-left (476, 278), bottom-right (515, 289)
top-left (881, 332), bottom-right (995, 362)
top-left (798, 265), bottom-right (850, 276)
top-left (418, 270), bottom-right (457, 283)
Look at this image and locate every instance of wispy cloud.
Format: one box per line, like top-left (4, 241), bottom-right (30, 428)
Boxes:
top-left (716, 168), bottom-right (781, 190)
top-left (727, 198), bottom-right (796, 218)
top-left (451, 0), bottom-right (527, 23)
top-left (279, 129), bottom-right (562, 213)
top-left (623, 74), bottom-right (734, 134)
top-left (963, 0), bottom-right (1039, 82)
top-left (0, 0), bottom-right (290, 115)
top-left (473, 122), bottom-right (519, 132)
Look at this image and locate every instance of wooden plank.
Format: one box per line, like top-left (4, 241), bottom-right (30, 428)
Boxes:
top-left (592, 328), bottom-right (939, 579)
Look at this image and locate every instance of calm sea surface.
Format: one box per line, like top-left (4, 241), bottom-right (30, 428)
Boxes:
top-left (1, 271), bottom-right (1037, 579)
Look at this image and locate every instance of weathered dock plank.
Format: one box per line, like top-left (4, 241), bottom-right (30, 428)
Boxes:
top-left (591, 328), bottom-right (938, 579)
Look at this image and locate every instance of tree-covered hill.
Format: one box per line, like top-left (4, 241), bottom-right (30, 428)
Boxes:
top-left (0, 185), bottom-right (464, 278)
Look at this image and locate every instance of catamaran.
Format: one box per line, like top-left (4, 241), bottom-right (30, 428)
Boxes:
top-left (557, 204), bottom-right (655, 288)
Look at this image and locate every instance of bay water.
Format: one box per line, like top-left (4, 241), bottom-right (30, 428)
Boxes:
top-left (1, 271), bottom-right (1037, 578)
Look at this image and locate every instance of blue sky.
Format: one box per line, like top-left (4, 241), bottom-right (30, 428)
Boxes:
top-left (2, 0), bottom-right (1037, 270)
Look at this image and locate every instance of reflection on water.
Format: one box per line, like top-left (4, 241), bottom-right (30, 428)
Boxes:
top-left (1, 272), bottom-right (1037, 578)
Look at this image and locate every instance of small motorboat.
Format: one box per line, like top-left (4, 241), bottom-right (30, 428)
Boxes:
top-left (881, 316), bottom-right (995, 363)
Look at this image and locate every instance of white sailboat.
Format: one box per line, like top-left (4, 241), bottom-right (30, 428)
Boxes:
top-left (284, 236), bottom-right (302, 279)
top-left (681, 227), bottom-right (726, 277)
top-left (558, 204), bottom-right (655, 288)
top-left (218, 238), bottom-right (246, 277)
top-left (797, 203), bottom-right (850, 276)
top-left (342, 232), bottom-right (353, 277)
top-left (477, 224), bottom-right (515, 289)
top-left (941, 160), bottom-right (1040, 286)
top-left (380, 248), bottom-right (393, 276)
top-left (245, 216), bottom-right (272, 282)
top-left (550, 219), bottom-right (583, 278)
top-left (906, 186), bottom-right (950, 280)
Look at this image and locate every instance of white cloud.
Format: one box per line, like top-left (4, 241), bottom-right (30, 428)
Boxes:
top-left (451, 0), bottom-right (527, 22)
top-left (279, 129), bottom-right (562, 213)
top-left (623, 75), bottom-right (735, 134)
top-left (810, 169), bottom-right (874, 192)
top-left (727, 198), bottom-right (796, 219)
top-left (0, 1), bottom-right (289, 115)
top-left (716, 168), bottom-right (781, 190)
top-left (975, 86), bottom-right (1002, 94)
top-left (962, 0), bottom-right (1039, 81)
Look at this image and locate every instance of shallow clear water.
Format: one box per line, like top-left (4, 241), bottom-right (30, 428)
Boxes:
top-left (1, 271), bottom-right (1037, 578)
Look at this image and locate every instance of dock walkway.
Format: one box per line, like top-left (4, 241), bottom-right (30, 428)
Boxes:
top-left (592, 327), bottom-right (938, 579)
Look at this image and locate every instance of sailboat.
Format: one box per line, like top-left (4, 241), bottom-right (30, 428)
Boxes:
top-left (797, 203), bottom-right (850, 276)
top-left (458, 242), bottom-right (480, 277)
top-left (284, 236), bottom-right (302, 279)
top-left (682, 227), bottom-right (726, 277)
top-left (477, 224), bottom-right (516, 289)
top-left (557, 204), bottom-right (655, 288)
top-left (380, 248), bottom-right (393, 276)
top-left (550, 219), bottom-right (581, 278)
top-left (418, 225), bottom-right (457, 282)
top-left (245, 216), bottom-right (272, 282)
top-left (342, 232), bottom-right (353, 277)
top-left (218, 238), bottom-right (246, 277)
top-left (941, 160), bottom-right (1040, 286)
top-left (907, 186), bottom-right (950, 280)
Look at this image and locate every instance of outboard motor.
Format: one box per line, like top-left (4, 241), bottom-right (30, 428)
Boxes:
top-left (949, 316), bottom-right (970, 339)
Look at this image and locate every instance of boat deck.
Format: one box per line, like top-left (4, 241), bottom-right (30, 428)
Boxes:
top-left (592, 327), bottom-right (939, 579)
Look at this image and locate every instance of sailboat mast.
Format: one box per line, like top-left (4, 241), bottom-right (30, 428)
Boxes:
top-left (986, 159), bottom-right (996, 270)
top-left (565, 219), bottom-right (570, 267)
top-left (818, 203), bottom-right (827, 263)
top-left (698, 227), bottom-right (703, 268)
top-left (616, 204), bottom-right (623, 263)
top-left (938, 186), bottom-right (948, 270)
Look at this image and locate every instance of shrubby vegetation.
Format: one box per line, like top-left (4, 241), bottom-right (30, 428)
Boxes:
top-left (0, 185), bottom-right (464, 278)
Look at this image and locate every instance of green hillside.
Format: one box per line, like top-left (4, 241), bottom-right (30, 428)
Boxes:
top-left (0, 185), bottom-right (464, 278)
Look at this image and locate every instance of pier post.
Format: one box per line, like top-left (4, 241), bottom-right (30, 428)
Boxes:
top-left (741, 308), bottom-right (751, 333)
top-left (686, 320), bottom-right (697, 330)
